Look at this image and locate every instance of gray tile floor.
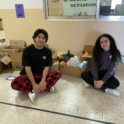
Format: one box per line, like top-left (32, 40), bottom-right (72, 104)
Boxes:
top-left (0, 69), bottom-right (123, 124)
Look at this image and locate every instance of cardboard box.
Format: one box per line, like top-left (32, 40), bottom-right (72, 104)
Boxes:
top-left (116, 63), bottom-right (124, 71)
top-left (10, 52), bottom-right (23, 71)
top-left (0, 48), bottom-right (15, 65)
top-left (50, 61), bottom-right (59, 71)
top-left (81, 58), bottom-right (92, 71)
top-left (10, 40), bottom-right (26, 48)
top-left (19, 48), bottom-right (25, 52)
top-left (11, 52), bottom-right (22, 61)
top-left (60, 65), bottom-right (86, 77)
top-left (2, 48), bottom-right (16, 53)
top-left (81, 45), bottom-right (94, 58)
top-left (11, 61), bottom-right (23, 71)
top-left (0, 46), bottom-right (12, 71)
top-left (1, 55), bottom-right (11, 65)
top-left (0, 46), bottom-right (15, 72)
top-left (52, 53), bottom-right (58, 62)
top-left (0, 40), bottom-right (25, 65)
top-left (81, 45), bottom-right (94, 70)
top-left (0, 61), bottom-right (6, 73)
top-left (0, 46), bottom-right (5, 49)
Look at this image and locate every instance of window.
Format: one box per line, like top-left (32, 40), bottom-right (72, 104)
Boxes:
top-left (111, 0), bottom-right (122, 9)
top-left (100, 0), bottom-right (124, 16)
top-left (43, 0), bottom-right (124, 20)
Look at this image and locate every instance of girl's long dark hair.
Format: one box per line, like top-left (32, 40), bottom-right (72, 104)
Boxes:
top-left (93, 34), bottom-right (121, 67)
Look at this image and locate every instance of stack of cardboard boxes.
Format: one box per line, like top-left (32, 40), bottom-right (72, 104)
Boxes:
top-left (0, 40), bottom-right (26, 72)
top-left (0, 41), bottom-right (59, 72)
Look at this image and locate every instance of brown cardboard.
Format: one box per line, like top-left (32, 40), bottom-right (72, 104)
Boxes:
top-left (116, 63), bottom-right (124, 71)
top-left (80, 45), bottom-right (94, 70)
top-left (60, 65), bottom-right (86, 77)
top-left (10, 52), bottom-right (22, 61)
top-left (2, 48), bottom-right (16, 53)
top-left (0, 44), bottom-right (19, 70)
top-left (10, 40), bottom-right (26, 48)
top-left (52, 53), bottom-right (58, 62)
top-left (1, 55), bottom-right (11, 65)
top-left (11, 61), bottom-right (23, 71)
top-left (0, 61), bottom-right (6, 73)
top-left (80, 58), bottom-right (92, 71)
top-left (10, 52), bottom-right (23, 71)
top-left (0, 46), bottom-right (5, 49)
top-left (83, 45), bottom-right (94, 53)
top-left (81, 45), bottom-right (94, 58)
top-left (50, 61), bottom-right (59, 71)
top-left (19, 48), bottom-right (25, 52)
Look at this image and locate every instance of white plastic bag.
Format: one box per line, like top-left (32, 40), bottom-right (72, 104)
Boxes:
top-left (67, 56), bottom-right (80, 67)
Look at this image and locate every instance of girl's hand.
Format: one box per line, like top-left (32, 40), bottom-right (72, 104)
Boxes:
top-left (94, 81), bottom-right (98, 87)
top-left (95, 80), bottom-right (104, 89)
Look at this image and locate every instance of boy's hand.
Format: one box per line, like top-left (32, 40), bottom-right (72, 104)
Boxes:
top-left (39, 79), bottom-right (46, 91)
top-left (33, 84), bottom-right (41, 94)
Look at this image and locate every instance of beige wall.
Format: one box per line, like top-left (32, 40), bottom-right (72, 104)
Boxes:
top-left (0, 11), bottom-right (3, 31)
top-left (0, 11), bottom-right (1, 18)
top-left (0, 21), bottom-right (3, 30)
top-left (48, 0), bottom-right (63, 16)
top-left (1, 9), bottom-right (124, 55)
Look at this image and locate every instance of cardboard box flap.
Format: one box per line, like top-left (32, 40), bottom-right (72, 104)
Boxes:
top-left (81, 45), bottom-right (94, 58)
top-left (2, 49), bottom-right (16, 53)
top-left (10, 52), bottom-right (22, 61)
top-left (10, 40), bottom-right (26, 47)
top-left (1, 55), bottom-right (11, 65)
top-left (83, 45), bottom-right (94, 53)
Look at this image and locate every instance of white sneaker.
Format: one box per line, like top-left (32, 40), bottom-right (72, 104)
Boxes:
top-left (105, 88), bottom-right (120, 97)
top-left (85, 82), bottom-right (91, 88)
top-left (50, 86), bottom-right (54, 92)
top-left (28, 90), bottom-right (36, 103)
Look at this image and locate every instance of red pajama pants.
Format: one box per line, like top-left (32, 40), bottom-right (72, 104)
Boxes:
top-left (11, 70), bottom-right (61, 93)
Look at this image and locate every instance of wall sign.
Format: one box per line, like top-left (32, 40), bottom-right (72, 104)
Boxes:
top-left (15, 4), bottom-right (25, 18)
top-left (64, 0), bottom-right (96, 16)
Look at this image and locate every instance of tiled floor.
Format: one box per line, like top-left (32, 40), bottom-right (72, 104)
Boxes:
top-left (0, 69), bottom-right (124, 124)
